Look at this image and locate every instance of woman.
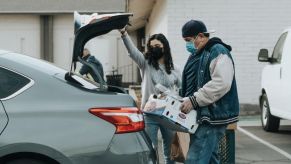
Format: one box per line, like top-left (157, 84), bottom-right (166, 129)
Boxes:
top-left (120, 29), bottom-right (181, 164)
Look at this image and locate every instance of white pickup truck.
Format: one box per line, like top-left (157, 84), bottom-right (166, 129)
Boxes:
top-left (258, 28), bottom-right (291, 132)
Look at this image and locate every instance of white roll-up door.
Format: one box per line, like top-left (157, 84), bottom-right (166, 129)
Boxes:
top-left (53, 15), bottom-right (74, 70)
top-left (0, 15), bottom-right (40, 58)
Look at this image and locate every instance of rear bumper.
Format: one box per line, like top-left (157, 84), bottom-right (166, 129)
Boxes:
top-left (70, 130), bottom-right (157, 164)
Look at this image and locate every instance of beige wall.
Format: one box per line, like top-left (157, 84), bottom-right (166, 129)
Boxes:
top-left (145, 0), bottom-right (168, 38)
top-left (144, 0), bottom-right (184, 73)
top-left (0, 0), bottom-right (125, 13)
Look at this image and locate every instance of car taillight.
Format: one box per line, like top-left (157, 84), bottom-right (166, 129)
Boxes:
top-left (89, 107), bottom-right (145, 134)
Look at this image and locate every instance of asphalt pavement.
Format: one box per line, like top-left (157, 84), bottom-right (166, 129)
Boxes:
top-left (157, 115), bottom-right (291, 164)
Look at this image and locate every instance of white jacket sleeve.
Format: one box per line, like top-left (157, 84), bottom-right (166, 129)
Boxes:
top-left (194, 54), bottom-right (234, 107)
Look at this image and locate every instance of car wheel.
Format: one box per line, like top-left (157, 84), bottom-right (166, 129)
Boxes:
top-left (5, 158), bottom-right (48, 164)
top-left (260, 93), bottom-right (280, 132)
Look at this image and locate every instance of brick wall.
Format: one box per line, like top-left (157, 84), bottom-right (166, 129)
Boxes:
top-left (167, 0), bottom-right (291, 104)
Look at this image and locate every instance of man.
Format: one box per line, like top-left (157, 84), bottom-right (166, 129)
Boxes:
top-left (79, 48), bottom-right (104, 83)
top-left (179, 20), bottom-right (239, 164)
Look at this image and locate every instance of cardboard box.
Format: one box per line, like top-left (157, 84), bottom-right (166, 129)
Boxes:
top-left (144, 94), bottom-right (198, 134)
top-left (143, 94), bottom-right (167, 112)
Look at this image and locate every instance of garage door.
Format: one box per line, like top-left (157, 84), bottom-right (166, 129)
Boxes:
top-left (0, 15), bottom-right (40, 58)
top-left (53, 15), bottom-right (74, 70)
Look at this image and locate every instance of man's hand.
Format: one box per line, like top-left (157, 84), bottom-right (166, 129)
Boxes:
top-left (180, 97), bottom-right (193, 114)
top-left (179, 96), bottom-right (199, 114)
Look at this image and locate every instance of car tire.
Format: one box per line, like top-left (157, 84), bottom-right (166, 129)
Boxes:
top-left (5, 158), bottom-right (48, 164)
top-left (260, 93), bottom-right (280, 132)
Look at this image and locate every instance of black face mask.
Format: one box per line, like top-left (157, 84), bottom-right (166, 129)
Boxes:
top-left (151, 47), bottom-right (163, 60)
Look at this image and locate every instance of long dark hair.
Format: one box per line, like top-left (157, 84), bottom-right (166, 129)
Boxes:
top-left (145, 33), bottom-right (174, 74)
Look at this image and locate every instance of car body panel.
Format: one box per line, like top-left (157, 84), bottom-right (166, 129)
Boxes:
top-left (72, 12), bottom-right (133, 88)
top-left (0, 101), bottom-right (8, 135)
top-left (0, 53), bottom-right (156, 164)
top-left (260, 29), bottom-right (291, 120)
top-left (70, 132), bottom-right (155, 164)
top-left (0, 50), bottom-right (9, 55)
top-left (261, 64), bottom-right (282, 116)
top-left (0, 143), bottom-right (72, 164)
top-left (73, 12), bottom-right (132, 62)
top-left (275, 30), bottom-right (291, 118)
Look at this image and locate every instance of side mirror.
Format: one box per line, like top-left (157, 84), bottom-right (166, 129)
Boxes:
top-left (258, 49), bottom-right (270, 62)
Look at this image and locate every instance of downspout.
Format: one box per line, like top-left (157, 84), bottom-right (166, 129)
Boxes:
top-left (40, 15), bottom-right (54, 62)
top-left (125, 0), bottom-right (129, 12)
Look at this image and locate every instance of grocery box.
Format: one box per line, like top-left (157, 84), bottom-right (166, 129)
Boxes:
top-left (144, 94), bottom-right (198, 134)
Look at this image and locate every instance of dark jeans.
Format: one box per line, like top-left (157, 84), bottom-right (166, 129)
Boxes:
top-left (185, 124), bottom-right (227, 164)
top-left (144, 116), bottom-right (176, 164)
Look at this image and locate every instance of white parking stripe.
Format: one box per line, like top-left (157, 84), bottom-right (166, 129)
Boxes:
top-left (238, 126), bottom-right (291, 160)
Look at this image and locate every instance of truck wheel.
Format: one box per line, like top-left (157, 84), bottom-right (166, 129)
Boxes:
top-left (260, 94), bottom-right (280, 132)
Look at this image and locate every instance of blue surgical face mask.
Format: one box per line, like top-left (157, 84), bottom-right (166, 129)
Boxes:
top-left (186, 41), bottom-right (197, 54)
top-left (186, 36), bottom-right (198, 54)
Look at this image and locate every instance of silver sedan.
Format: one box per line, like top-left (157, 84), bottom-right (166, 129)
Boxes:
top-left (0, 51), bottom-right (156, 164)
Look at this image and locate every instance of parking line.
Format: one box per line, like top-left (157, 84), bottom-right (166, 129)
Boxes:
top-left (238, 126), bottom-right (291, 160)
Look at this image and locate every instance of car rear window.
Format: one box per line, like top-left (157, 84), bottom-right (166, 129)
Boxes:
top-left (0, 67), bottom-right (32, 100)
top-left (54, 72), bottom-right (100, 90)
top-left (69, 73), bottom-right (99, 90)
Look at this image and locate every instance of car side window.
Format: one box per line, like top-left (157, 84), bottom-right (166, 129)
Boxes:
top-left (0, 67), bottom-right (31, 99)
top-left (272, 32), bottom-right (288, 63)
